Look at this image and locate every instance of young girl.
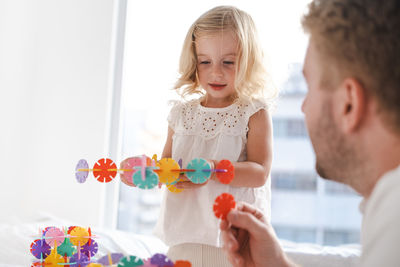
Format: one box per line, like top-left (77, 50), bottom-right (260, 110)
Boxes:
top-left (153, 6), bottom-right (275, 266)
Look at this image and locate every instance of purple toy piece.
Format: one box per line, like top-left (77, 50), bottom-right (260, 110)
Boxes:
top-left (75, 159), bottom-right (89, 183)
top-left (150, 253), bottom-right (174, 267)
top-left (69, 252), bottom-right (90, 267)
top-left (81, 239), bottom-right (98, 258)
top-left (30, 239), bottom-right (51, 259)
top-left (97, 253), bottom-right (124, 265)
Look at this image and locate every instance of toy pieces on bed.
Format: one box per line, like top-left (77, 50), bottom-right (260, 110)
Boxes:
top-left (74, 156), bottom-right (235, 192)
top-left (30, 226), bottom-right (97, 265)
top-left (96, 252), bottom-right (123, 265)
top-left (213, 193), bottom-right (236, 220)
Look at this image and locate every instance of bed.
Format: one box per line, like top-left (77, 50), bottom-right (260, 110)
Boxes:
top-left (0, 214), bottom-right (360, 266)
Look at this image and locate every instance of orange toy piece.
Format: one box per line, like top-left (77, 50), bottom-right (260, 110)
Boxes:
top-left (174, 260), bottom-right (192, 267)
top-left (93, 158), bottom-right (117, 183)
top-left (213, 193), bottom-right (236, 220)
top-left (216, 159), bottom-right (234, 184)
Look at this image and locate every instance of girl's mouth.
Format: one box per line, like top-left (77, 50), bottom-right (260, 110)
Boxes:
top-left (209, 83), bottom-right (227, 91)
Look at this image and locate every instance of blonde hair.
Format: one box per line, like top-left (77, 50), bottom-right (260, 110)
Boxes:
top-left (174, 6), bottom-right (276, 101)
top-left (302, 0), bottom-right (400, 132)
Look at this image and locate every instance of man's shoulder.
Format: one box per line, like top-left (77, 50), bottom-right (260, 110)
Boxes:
top-left (360, 165), bottom-right (400, 267)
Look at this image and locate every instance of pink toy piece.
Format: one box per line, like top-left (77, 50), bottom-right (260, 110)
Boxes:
top-left (141, 155), bottom-right (147, 181)
top-left (44, 227), bottom-right (65, 247)
top-left (120, 156), bottom-right (152, 187)
top-left (141, 258), bottom-right (158, 267)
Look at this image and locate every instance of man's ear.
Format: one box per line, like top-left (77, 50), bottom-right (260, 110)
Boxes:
top-left (337, 77), bottom-right (367, 133)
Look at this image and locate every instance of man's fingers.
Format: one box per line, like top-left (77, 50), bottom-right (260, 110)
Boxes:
top-left (221, 226), bottom-right (239, 252)
top-left (235, 201), bottom-right (266, 222)
top-left (220, 219), bottom-right (230, 231)
top-left (227, 206), bottom-right (267, 237)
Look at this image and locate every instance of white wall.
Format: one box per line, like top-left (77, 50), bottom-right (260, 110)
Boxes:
top-left (0, 0), bottom-right (115, 226)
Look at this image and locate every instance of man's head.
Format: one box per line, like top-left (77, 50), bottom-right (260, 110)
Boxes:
top-left (301, 0), bottom-right (400, 193)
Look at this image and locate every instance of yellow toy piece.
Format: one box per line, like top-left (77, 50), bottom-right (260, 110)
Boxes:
top-left (156, 158), bottom-right (180, 185)
top-left (167, 183), bottom-right (184, 193)
top-left (87, 264), bottom-right (103, 267)
top-left (69, 226), bottom-right (89, 246)
top-left (44, 248), bottom-right (65, 266)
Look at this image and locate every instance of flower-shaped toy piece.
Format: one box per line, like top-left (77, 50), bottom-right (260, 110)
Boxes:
top-left (156, 158), bottom-right (180, 185)
top-left (186, 158), bottom-right (211, 184)
top-left (150, 253), bottom-right (174, 267)
top-left (93, 158), bottom-right (117, 183)
top-left (213, 193), bottom-right (236, 220)
top-left (97, 253), bottom-right (124, 265)
top-left (69, 252), bottom-right (90, 267)
top-left (69, 226), bottom-right (90, 246)
top-left (81, 239), bottom-right (98, 258)
top-left (120, 156), bottom-right (152, 187)
top-left (44, 227), bottom-right (65, 247)
top-left (75, 159), bottom-right (89, 183)
top-left (216, 160), bottom-right (235, 184)
top-left (118, 255), bottom-right (144, 266)
top-left (30, 239), bottom-right (51, 259)
top-left (132, 168), bottom-right (159, 189)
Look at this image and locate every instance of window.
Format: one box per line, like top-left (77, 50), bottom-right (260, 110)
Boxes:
top-left (272, 171), bottom-right (317, 191)
top-left (273, 118), bottom-right (308, 138)
top-left (116, 0), bottom-right (362, 246)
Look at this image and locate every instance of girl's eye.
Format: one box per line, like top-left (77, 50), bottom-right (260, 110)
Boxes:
top-left (223, 61), bottom-right (234, 65)
top-left (200, 61), bottom-right (210, 65)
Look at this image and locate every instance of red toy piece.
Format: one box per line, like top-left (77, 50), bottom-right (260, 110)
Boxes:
top-left (93, 158), bottom-right (117, 183)
top-left (174, 260), bottom-right (192, 267)
top-left (216, 160), bottom-right (234, 184)
top-left (213, 193), bottom-right (236, 220)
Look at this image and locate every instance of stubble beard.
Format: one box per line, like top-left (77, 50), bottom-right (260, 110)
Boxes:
top-left (311, 102), bottom-right (360, 185)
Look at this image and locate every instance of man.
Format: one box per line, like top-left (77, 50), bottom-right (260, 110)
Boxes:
top-left (220, 0), bottom-right (400, 266)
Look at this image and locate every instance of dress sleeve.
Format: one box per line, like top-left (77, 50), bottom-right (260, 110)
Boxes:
top-left (167, 101), bottom-right (182, 131)
top-left (247, 98), bottom-right (268, 118)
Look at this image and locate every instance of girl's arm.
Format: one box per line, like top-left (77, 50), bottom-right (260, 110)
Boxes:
top-left (161, 126), bottom-right (174, 158)
top-left (219, 108), bottom-right (273, 188)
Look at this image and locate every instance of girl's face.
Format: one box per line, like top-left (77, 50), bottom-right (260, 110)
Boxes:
top-left (195, 30), bottom-right (238, 106)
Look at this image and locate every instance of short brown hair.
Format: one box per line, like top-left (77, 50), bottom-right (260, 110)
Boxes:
top-left (302, 0), bottom-right (400, 132)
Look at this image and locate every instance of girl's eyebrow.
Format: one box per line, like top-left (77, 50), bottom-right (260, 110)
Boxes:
top-left (197, 53), bottom-right (237, 57)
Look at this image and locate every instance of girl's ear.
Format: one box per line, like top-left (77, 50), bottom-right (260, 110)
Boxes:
top-left (337, 77), bottom-right (367, 133)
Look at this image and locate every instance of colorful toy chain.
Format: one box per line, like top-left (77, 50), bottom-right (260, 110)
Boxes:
top-left (30, 226), bottom-right (191, 267)
top-left (75, 155), bottom-right (234, 193)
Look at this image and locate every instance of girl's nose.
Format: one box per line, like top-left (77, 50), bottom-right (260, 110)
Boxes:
top-left (211, 64), bottom-right (223, 77)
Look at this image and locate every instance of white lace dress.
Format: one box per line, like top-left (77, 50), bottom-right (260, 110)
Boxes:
top-left (153, 98), bottom-right (271, 247)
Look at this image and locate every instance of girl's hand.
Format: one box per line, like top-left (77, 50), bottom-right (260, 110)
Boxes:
top-left (175, 160), bottom-right (216, 189)
top-left (174, 174), bottom-right (209, 189)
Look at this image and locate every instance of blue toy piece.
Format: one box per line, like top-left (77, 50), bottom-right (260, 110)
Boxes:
top-left (186, 158), bottom-right (211, 184)
top-left (132, 167), bottom-right (159, 189)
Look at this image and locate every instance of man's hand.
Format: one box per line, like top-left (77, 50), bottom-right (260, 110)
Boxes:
top-left (220, 202), bottom-right (295, 267)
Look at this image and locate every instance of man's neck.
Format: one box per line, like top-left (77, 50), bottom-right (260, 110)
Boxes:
top-left (352, 123), bottom-right (400, 198)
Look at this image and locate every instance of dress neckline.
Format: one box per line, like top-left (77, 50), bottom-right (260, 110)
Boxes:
top-left (197, 98), bottom-right (239, 112)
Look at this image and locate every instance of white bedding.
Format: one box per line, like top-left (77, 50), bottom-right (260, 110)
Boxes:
top-left (0, 214), bottom-right (360, 266)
